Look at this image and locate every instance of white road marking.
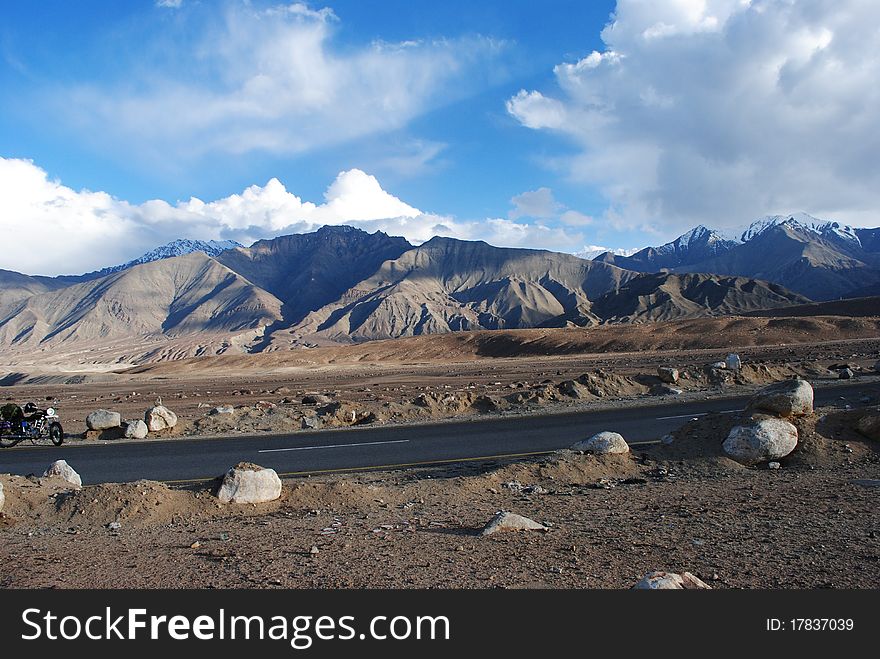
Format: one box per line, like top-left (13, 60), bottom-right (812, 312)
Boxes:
top-left (258, 439), bottom-right (410, 454)
top-left (655, 409), bottom-right (741, 421)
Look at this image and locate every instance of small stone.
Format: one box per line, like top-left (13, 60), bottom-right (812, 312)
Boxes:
top-left (107, 522), bottom-right (122, 530)
top-left (633, 571), bottom-right (712, 589)
top-left (190, 541), bottom-right (201, 549)
top-left (480, 511), bottom-right (549, 536)
top-left (309, 546), bottom-right (320, 555)
top-left (768, 461), bottom-right (781, 470)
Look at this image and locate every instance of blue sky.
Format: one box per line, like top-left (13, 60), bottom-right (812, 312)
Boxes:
top-left (1, 0), bottom-right (878, 275)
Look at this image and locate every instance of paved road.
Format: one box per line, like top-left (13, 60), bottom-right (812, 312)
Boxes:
top-left (1, 382), bottom-right (876, 485)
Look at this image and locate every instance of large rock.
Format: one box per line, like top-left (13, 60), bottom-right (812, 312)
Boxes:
top-left (480, 511), bottom-right (548, 536)
top-left (0, 481), bottom-right (4, 514)
top-left (633, 571), bottom-right (712, 589)
top-left (217, 462), bottom-right (282, 504)
top-left (657, 367), bottom-right (679, 384)
top-left (86, 409), bottom-right (122, 431)
top-left (124, 419), bottom-right (149, 439)
top-left (43, 460), bottom-right (82, 489)
top-left (145, 405), bottom-right (178, 432)
top-left (571, 431), bottom-right (629, 454)
top-left (856, 414), bottom-right (880, 441)
top-left (726, 353), bottom-right (742, 371)
top-left (747, 379), bottom-right (813, 417)
top-left (722, 417), bottom-right (798, 466)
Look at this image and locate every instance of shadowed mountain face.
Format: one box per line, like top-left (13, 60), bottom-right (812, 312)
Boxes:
top-left (596, 215), bottom-right (880, 301)
top-left (589, 272), bottom-right (809, 324)
top-left (294, 235), bottom-right (639, 342)
top-left (215, 225), bottom-right (412, 325)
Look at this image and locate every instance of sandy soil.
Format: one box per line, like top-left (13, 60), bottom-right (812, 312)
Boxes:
top-left (1, 402), bottom-right (878, 589)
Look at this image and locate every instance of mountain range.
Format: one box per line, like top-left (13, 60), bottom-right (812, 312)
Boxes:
top-left (0, 216), bottom-right (871, 363)
top-left (595, 213), bottom-right (880, 300)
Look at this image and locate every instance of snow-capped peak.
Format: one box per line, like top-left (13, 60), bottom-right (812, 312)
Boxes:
top-left (80, 238), bottom-right (243, 279)
top-left (128, 239), bottom-right (243, 266)
top-left (575, 245), bottom-right (641, 260)
top-left (722, 212), bottom-right (860, 244)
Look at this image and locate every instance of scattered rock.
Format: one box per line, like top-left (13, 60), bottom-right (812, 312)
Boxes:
top-left (571, 431), bottom-right (629, 454)
top-left (633, 571), bottom-right (712, 589)
top-left (660, 433), bottom-right (675, 446)
top-left (217, 462), bottom-right (282, 504)
top-left (722, 417), bottom-right (798, 466)
top-left (768, 461), bottom-right (781, 470)
top-left (709, 361), bottom-right (727, 370)
top-left (558, 380), bottom-right (589, 399)
top-left (145, 405), bottom-right (178, 432)
top-left (725, 353), bottom-right (742, 371)
top-left (480, 511), bottom-right (549, 536)
top-left (302, 416), bottom-right (322, 430)
top-left (210, 405), bottom-right (235, 415)
top-left (86, 409), bottom-right (121, 431)
top-left (303, 394), bottom-right (333, 406)
top-left (43, 460), bottom-right (82, 489)
top-left (856, 414), bottom-right (880, 441)
top-left (838, 368), bottom-right (854, 380)
top-left (309, 546), bottom-right (320, 555)
top-left (747, 379), bottom-right (814, 417)
top-left (123, 419), bottom-right (149, 440)
top-left (651, 384), bottom-right (683, 396)
top-left (657, 367), bottom-right (679, 384)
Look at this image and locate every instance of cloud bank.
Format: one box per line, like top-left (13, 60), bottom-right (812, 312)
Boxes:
top-left (507, 0), bottom-right (880, 231)
top-left (58, 2), bottom-right (502, 165)
top-left (0, 157), bottom-right (584, 276)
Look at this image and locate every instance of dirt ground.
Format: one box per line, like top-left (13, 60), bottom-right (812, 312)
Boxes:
top-left (0, 400), bottom-right (878, 589)
top-left (1, 336), bottom-right (878, 442)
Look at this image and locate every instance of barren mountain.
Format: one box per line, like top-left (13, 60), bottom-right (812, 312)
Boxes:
top-left (588, 272), bottom-right (809, 323)
top-left (596, 214), bottom-right (880, 300)
top-left (0, 270), bottom-right (68, 305)
top-left (216, 225), bottom-right (412, 326)
top-left (0, 252), bottom-right (283, 350)
top-left (270, 236), bottom-right (639, 346)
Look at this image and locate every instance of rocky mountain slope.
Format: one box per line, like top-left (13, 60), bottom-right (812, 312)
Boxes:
top-left (269, 236), bottom-right (640, 346)
top-left (595, 214), bottom-right (880, 300)
top-left (0, 252), bottom-right (283, 350)
top-left (215, 225), bottom-right (411, 326)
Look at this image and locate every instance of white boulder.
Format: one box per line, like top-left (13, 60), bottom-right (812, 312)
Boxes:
top-left (124, 419), bottom-right (149, 439)
top-left (747, 379), bottom-right (813, 417)
top-left (722, 417), bottom-right (798, 466)
top-left (634, 571), bottom-right (712, 589)
top-left (217, 463), bottom-right (282, 504)
top-left (86, 409), bottom-right (121, 431)
top-left (726, 353), bottom-right (742, 371)
top-left (0, 481), bottom-right (5, 514)
top-left (43, 460), bottom-right (82, 489)
top-left (571, 431), bottom-right (629, 454)
top-left (480, 511), bottom-right (548, 536)
top-left (145, 405), bottom-right (178, 432)
top-left (210, 405), bottom-right (235, 415)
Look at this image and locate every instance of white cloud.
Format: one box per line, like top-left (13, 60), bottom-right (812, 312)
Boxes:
top-left (509, 187), bottom-right (561, 219)
top-left (57, 3), bottom-right (502, 165)
top-left (156, 0), bottom-right (183, 8)
top-left (507, 0), bottom-right (880, 232)
top-left (0, 157), bottom-right (589, 276)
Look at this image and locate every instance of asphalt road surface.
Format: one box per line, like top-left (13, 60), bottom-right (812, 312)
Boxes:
top-left (1, 382), bottom-right (876, 485)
